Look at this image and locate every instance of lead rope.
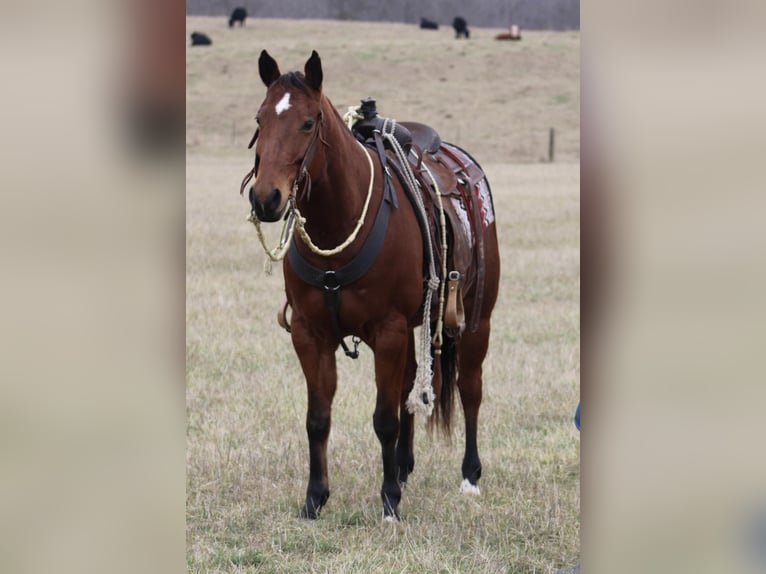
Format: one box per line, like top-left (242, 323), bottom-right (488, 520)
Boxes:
top-left (245, 173), bottom-right (297, 273)
top-left (378, 117), bottom-right (448, 417)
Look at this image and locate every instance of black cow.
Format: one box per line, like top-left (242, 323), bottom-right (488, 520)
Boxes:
top-left (420, 18), bottom-right (439, 30)
top-left (452, 16), bottom-right (470, 38)
top-left (190, 32), bottom-right (212, 46)
top-left (229, 7), bottom-right (247, 27)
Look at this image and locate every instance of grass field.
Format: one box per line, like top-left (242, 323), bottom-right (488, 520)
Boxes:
top-left (187, 18), bottom-right (579, 573)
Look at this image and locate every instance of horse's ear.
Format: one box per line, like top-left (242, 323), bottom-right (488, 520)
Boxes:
top-left (304, 50), bottom-right (323, 93)
top-left (259, 50), bottom-right (281, 87)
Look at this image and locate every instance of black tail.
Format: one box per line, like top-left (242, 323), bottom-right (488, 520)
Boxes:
top-left (430, 330), bottom-right (458, 435)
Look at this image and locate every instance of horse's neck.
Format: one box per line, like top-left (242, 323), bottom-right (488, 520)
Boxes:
top-left (297, 102), bottom-right (375, 246)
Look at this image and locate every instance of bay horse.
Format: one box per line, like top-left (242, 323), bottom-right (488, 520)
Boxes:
top-left (244, 50), bottom-right (499, 520)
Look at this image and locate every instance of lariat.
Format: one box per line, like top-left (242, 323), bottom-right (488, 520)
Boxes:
top-left (376, 116), bottom-right (448, 418)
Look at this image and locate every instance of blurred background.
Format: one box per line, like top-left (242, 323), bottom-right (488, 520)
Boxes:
top-left (187, 0), bottom-right (580, 30)
top-left (0, 0), bottom-right (185, 572)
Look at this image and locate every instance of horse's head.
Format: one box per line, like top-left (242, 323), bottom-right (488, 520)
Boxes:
top-left (248, 50), bottom-right (324, 222)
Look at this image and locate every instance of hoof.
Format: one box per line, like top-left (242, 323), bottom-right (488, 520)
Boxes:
top-left (300, 489), bottom-right (329, 519)
top-left (382, 509), bottom-right (401, 522)
top-left (299, 505), bottom-right (320, 519)
top-left (382, 494), bottom-right (401, 522)
top-left (299, 498), bottom-right (326, 519)
top-left (458, 478), bottom-right (481, 495)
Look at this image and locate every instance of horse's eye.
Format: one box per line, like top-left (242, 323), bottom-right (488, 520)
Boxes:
top-left (302, 119), bottom-right (315, 131)
top-left (255, 117), bottom-right (261, 126)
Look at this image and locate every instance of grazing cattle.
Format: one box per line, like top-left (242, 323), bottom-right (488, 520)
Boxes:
top-left (229, 7), bottom-right (247, 28)
top-left (452, 16), bottom-right (470, 39)
top-left (190, 32), bottom-right (212, 46)
top-left (495, 25), bottom-right (522, 41)
top-left (420, 18), bottom-right (439, 30)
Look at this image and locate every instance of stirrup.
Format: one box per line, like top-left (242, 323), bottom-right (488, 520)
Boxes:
top-left (444, 271), bottom-right (465, 334)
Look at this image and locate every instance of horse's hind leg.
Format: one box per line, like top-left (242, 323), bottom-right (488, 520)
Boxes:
top-left (372, 318), bottom-right (409, 520)
top-left (291, 318), bottom-right (337, 519)
top-left (396, 330), bottom-right (417, 488)
top-left (456, 317), bottom-right (492, 494)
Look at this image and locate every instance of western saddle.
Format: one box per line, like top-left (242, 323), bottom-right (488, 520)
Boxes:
top-left (350, 98), bottom-right (488, 334)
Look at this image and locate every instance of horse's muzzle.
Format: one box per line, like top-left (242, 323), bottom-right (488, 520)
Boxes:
top-left (250, 186), bottom-right (284, 222)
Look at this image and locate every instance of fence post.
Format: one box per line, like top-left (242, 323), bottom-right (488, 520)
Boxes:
top-left (548, 127), bottom-right (555, 162)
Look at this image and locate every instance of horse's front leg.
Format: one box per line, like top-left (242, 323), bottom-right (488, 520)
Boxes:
top-left (291, 317), bottom-right (337, 519)
top-left (372, 318), bottom-right (409, 521)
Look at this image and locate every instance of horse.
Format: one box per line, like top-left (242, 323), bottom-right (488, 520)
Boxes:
top-left (244, 50), bottom-right (500, 521)
top-left (452, 16), bottom-right (470, 38)
top-left (229, 7), bottom-right (247, 28)
top-left (190, 32), bottom-right (212, 46)
top-left (420, 17), bottom-right (439, 30)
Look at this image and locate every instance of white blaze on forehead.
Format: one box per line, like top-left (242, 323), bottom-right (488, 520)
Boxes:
top-left (275, 92), bottom-right (292, 115)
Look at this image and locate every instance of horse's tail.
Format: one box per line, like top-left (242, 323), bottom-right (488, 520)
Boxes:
top-left (429, 330), bottom-right (459, 435)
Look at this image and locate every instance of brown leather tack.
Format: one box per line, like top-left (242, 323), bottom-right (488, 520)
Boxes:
top-left (445, 275), bottom-right (465, 332)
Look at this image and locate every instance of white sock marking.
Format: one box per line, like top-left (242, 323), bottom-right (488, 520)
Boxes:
top-left (275, 92), bottom-right (291, 115)
top-left (459, 478), bottom-right (481, 495)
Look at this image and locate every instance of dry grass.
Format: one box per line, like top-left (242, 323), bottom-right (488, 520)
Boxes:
top-left (187, 18), bottom-right (579, 574)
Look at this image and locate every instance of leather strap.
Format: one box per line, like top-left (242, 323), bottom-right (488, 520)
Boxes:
top-left (444, 272), bottom-right (465, 332)
top-left (373, 131), bottom-right (398, 209)
top-left (247, 127), bottom-right (259, 149)
top-left (294, 112), bottom-right (324, 201)
top-left (239, 167), bottom-right (255, 196)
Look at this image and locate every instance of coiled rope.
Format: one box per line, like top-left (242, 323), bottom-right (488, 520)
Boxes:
top-left (377, 117), bottom-right (448, 417)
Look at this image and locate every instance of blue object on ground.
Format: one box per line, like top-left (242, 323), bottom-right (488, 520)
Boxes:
top-left (574, 402), bottom-right (580, 431)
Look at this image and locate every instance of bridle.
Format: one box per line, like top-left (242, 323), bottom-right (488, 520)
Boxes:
top-left (239, 110), bottom-right (325, 208)
top-left (240, 98), bottom-right (376, 292)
